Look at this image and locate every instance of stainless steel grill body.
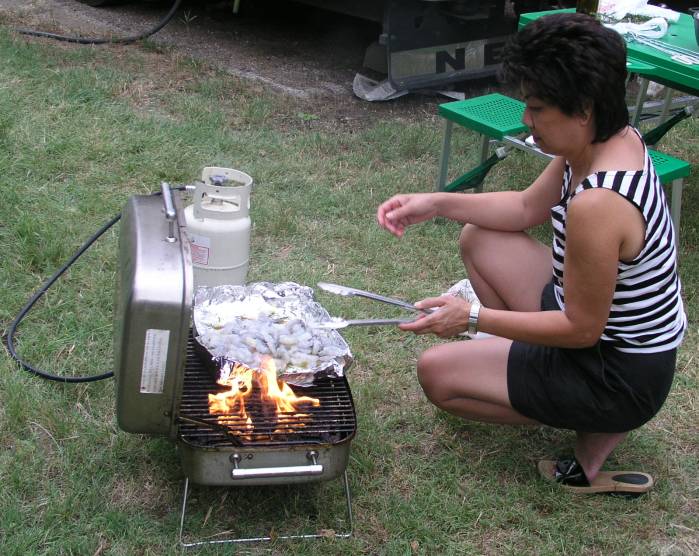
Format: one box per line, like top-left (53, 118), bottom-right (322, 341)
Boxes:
top-left (178, 339), bottom-right (356, 486)
top-left (179, 437), bottom-right (353, 487)
top-left (115, 190), bottom-right (357, 486)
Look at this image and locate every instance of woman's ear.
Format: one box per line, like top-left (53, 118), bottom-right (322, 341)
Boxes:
top-left (579, 103), bottom-right (593, 126)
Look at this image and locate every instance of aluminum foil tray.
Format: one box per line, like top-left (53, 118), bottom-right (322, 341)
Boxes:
top-left (193, 282), bottom-right (353, 387)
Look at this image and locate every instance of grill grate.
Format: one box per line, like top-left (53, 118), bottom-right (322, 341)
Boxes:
top-left (178, 339), bottom-right (357, 448)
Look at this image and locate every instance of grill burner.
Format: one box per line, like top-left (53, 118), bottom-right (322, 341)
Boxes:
top-left (178, 339), bottom-right (356, 448)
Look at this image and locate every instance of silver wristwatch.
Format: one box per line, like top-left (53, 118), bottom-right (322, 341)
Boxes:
top-left (467, 301), bottom-right (481, 335)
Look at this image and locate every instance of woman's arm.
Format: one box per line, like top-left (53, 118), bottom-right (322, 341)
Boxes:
top-left (479, 189), bottom-right (634, 347)
top-left (377, 157), bottom-right (566, 237)
top-left (403, 187), bottom-right (640, 348)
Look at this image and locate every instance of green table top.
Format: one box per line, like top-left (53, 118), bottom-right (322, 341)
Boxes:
top-left (519, 9), bottom-right (699, 95)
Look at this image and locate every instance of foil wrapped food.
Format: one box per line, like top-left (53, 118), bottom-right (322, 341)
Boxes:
top-left (193, 282), bottom-right (353, 386)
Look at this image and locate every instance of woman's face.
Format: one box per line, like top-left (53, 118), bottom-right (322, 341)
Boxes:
top-left (521, 95), bottom-right (592, 156)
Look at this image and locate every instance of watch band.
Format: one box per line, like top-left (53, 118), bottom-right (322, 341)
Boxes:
top-left (467, 302), bottom-right (481, 335)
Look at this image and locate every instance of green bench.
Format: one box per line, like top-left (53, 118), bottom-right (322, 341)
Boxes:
top-left (436, 93), bottom-right (691, 234)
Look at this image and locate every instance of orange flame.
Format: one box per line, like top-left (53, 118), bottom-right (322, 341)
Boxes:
top-left (208, 357), bottom-right (319, 433)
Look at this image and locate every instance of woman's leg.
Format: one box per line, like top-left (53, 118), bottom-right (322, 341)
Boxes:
top-left (575, 432), bottom-right (629, 481)
top-left (445, 225), bottom-right (631, 477)
top-left (417, 337), bottom-right (539, 424)
top-left (459, 224), bottom-right (552, 311)
top-left (417, 225), bottom-right (553, 424)
top-left (420, 341), bottom-right (633, 477)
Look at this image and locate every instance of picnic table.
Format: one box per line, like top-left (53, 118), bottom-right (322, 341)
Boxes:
top-left (518, 9), bottom-right (699, 97)
top-left (437, 10), bottom-right (696, 234)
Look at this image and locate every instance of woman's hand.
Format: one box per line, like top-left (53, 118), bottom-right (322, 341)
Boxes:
top-left (376, 193), bottom-right (440, 237)
top-left (399, 295), bottom-right (471, 338)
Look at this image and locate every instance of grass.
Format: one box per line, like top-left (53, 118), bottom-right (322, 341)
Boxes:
top-left (0, 23), bottom-right (697, 556)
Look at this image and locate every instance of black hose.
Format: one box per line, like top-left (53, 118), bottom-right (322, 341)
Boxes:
top-left (5, 213), bottom-right (121, 383)
top-left (5, 187), bottom-right (186, 383)
top-left (15, 0), bottom-right (183, 45)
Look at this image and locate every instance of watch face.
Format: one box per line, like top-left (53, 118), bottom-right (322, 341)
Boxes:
top-left (468, 302), bottom-right (481, 335)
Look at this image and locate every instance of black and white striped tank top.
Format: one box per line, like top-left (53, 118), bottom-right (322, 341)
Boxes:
top-left (550, 133), bottom-right (686, 354)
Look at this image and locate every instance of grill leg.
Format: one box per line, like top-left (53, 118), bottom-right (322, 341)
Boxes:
top-left (178, 471), bottom-right (353, 548)
top-left (178, 478), bottom-right (191, 549)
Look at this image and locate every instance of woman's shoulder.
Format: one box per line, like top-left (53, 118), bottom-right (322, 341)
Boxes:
top-left (589, 127), bottom-right (645, 175)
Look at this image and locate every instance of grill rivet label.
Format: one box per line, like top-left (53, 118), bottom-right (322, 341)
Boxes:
top-left (139, 329), bottom-right (170, 394)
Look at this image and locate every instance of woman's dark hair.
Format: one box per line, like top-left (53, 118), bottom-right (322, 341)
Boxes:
top-left (501, 13), bottom-right (629, 143)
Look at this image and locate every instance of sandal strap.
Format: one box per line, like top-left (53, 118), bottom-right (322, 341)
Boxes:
top-left (554, 457), bottom-right (591, 487)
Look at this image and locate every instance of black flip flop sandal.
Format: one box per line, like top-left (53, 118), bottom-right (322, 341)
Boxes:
top-left (538, 456), bottom-right (654, 496)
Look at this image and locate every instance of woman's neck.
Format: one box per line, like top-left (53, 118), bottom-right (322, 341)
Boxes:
top-left (567, 143), bottom-right (596, 178)
top-left (567, 126), bottom-right (631, 178)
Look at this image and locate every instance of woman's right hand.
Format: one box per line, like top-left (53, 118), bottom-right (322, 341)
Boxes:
top-left (376, 193), bottom-right (440, 237)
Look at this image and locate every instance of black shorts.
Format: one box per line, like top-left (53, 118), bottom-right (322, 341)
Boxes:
top-left (507, 281), bottom-right (677, 433)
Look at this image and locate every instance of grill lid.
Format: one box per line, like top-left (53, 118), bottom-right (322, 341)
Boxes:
top-left (114, 189), bottom-right (193, 437)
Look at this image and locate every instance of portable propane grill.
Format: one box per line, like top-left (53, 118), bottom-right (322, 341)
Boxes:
top-left (114, 185), bottom-right (356, 545)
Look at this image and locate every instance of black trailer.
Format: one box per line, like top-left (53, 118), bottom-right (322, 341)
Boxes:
top-left (77, 0), bottom-right (561, 94)
top-left (294, 0), bottom-right (557, 92)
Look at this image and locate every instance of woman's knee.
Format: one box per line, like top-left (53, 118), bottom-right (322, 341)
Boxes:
top-left (458, 223), bottom-right (480, 265)
top-left (416, 347), bottom-right (453, 404)
top-left (459, 224), bottom-right (498, 269)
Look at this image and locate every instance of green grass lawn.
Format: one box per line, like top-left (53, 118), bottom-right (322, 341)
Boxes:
top-left (0, 25), bottom-right (697, 556)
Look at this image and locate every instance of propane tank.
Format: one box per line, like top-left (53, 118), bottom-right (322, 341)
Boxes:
top-left (184, 166), bottom-right (253, 288)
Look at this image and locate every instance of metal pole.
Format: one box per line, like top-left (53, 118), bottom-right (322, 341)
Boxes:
top-left (632, 78), bottom-right (650, 128)
top-left (437, 120), bottom-right (453, 191)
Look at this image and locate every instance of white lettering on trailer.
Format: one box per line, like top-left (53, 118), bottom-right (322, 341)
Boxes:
top-left (390, 40), bottom-right (486, 80)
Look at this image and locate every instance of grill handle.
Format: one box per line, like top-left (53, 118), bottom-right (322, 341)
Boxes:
top-left (161, 181), bottom-right (177, 243)
top-left (230, 451), bottom-right (324, 480)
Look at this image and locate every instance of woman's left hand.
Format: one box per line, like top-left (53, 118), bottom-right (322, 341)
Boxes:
top-left (399, 295), bottom-right (471, 338)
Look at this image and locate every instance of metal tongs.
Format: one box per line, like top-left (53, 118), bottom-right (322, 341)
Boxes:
top-left (315, 282), bottom-right (432, 329)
